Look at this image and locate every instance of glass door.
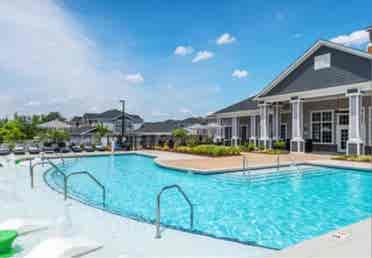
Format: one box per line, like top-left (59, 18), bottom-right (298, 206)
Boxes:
top-left (337, 113), bottom-right (349, 153)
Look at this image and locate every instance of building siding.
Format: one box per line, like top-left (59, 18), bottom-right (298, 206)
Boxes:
top-left (263, 46), bottom-right (372, 97)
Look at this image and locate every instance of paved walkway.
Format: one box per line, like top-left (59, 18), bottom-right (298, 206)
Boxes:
top-left (267, 218), bottom-right (372, 258)
top-left (155, 152), bottom-right (332, 173)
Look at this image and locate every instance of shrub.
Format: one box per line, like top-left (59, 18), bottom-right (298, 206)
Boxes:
top-left (247, 143), bottom-right (256, 152)
top-left (239, 143), bottom-right (255, 152)
top-left (186, 135), bottom-right (200, 147)
top-left (273, 140), bottom-right (286, 150)
top-left (174, 144), bottom-right (240, 157)
top-left (258, 144), bottom-right (265, 151)
top-left (333, 155), bottom-right (372, 162)
top-left (162, 143), bottom-right (170, 151)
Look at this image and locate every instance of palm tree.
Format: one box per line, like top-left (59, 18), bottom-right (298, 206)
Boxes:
top-left (95, 124), bottom-right (110, 144)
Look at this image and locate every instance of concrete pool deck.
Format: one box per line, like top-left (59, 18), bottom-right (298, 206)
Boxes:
top-left (0, 151), bottom-right (371, 258)
top-left (146, 151), bottom-right (333, 173)
top-left (0, 156), bottom-right (273, 258)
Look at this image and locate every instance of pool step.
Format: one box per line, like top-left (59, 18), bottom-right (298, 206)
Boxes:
top-left (217, 168), bottom-right (341, 186)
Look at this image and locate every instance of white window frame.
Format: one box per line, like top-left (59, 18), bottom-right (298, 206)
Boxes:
top-left (361, 107), bottom-right (366, 143)
top-left (310, 110), bottom-right (334, 144)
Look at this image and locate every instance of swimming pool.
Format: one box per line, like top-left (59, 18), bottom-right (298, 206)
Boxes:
top-left (44, 154), bottom-right (372, 250)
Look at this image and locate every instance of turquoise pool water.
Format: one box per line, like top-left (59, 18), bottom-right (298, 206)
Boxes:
top-left (44, 154), bottom-right (372, 250)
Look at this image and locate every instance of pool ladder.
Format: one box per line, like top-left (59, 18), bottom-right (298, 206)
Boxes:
top-left (155, 184), bottom-right (194, 239)
top-left (242, 156), bottom-right (251, 177)
top-left (290, 156), bottom-right (303, 174)
top-left (276, 155), bottom-right (280, 171)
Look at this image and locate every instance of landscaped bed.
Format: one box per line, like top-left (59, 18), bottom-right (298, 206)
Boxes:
top-left (332, 155), bottom-right (372, 163)
top-left (154, 144), bottom-right (241, 157)
top-left (239, 140), bottom-right (289, 155)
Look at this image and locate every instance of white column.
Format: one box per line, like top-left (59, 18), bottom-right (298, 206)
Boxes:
top-left (347, 90), bottom-right (364, 155)
top-left (290, 98), bottom-right (304, 152)
top-left (250, 115), bottom-right (256, 144)
top-left (216, 118), bottom-right (222, 143)
top-left (273, 103), bottom-right (281, 141)
top-left (259, 102), bottom-right (270, 148)
top-left (231, 117), bottom-right (239, 146)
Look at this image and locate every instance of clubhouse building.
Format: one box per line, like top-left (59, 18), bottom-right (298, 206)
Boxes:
top-left (213, 26), bottom-right (372, 155)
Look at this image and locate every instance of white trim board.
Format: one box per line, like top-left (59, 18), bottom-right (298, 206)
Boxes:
top-left (257, 81), bottom-right (372, 103)
top-left (255, 40), bottom-right (372, 99)
top-left (215, 110), bottom-right (260, 118)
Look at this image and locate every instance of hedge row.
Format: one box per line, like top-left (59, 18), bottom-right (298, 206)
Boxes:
top-left (175, 144), bottom-right (241, 157)
top-left (333, 155), bottom-right (372, 162)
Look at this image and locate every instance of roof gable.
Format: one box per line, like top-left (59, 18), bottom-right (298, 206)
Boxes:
top-left (256, 40), bottom-right (372, 98)
top-left (214, 97), bottom-right (258, 114)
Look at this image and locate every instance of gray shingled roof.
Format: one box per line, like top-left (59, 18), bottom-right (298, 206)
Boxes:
top-left (67, 127), bottom-right (97, 136)
top-left (214, 97), bottom-right (258, 114)
top-left (135, 117), bottom-right (208, 134)
top-left (82, 109), bottom-right (143, 123)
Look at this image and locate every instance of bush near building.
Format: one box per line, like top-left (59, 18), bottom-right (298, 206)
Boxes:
top-left (175, 144), bottom-right (241, 157)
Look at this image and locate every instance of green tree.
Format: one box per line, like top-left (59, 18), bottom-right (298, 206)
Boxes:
top-left (0, 120), bottom-right (25, 144)
top-left (95, 124), bottom-right (110, 144)
top-left (172, 128), bottom-right (188, 146)
top-left (39, 129), bottom-right (70, 145)
top-left (50, 130), bottom-right (70, 144)
top-left (42, 112), bottom-right (66, 122)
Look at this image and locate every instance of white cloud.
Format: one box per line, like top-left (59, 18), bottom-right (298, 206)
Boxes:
top-left (331, 30), bottom-right (369, 46)
top-left (179, 107), bottom-right (192, 114)
top-left (216, 33), bottom-right (236, 45)
top-left (0, 0), bottom-right (222, 121)
top-left (232, 69), bottom-right (248, 79)
top-left (0, 0), bottom-right (144, 117)
top-left (174, 46), bottom-right (194, 56)
top-left (25, 101), bottom-right (41, 107)
top-left (151, 110), bottom-right (169, 117)
top-left (293, 33), bottom-right (303, 39)
top-left (192, 51), bottom-right (214, 63)
top-left (125, 73), bottom-right (144, 84)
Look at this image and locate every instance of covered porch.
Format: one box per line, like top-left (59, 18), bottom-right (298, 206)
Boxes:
top-left (216, 89), bottom-right (372, 155)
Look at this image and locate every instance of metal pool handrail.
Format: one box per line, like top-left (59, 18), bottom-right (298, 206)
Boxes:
top-left (65, 171), bottom-right (106, 207)
top-left (290, 156), bottom-right (303, 173)
top-left (29, 159), bottom-right (65, 189)
top-left (277, 155), bottom-right (280, 171)
top-left (155, 184), bottom-right (194, 239)
top-left (45, 153), bottom-right (65, 166)
top-left (242, 155), bottom-right (247, 170)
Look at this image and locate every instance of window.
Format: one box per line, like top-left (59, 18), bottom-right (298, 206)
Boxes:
top-left (370, 107), bottom-right (372, 145)
top-left (280, 123), bottom-right (287, 140)
top-left (311, 111), bottom-right (333, 144)
top-left (314, 53), bottom-right (331, 70)
top-left (338, 114), bottom-right (349, 125)
top-left (224, 127), bottom-right (232, 139)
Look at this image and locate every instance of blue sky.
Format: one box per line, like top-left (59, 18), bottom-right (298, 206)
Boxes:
top-left (0, 0), bottom-right (371, 121)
